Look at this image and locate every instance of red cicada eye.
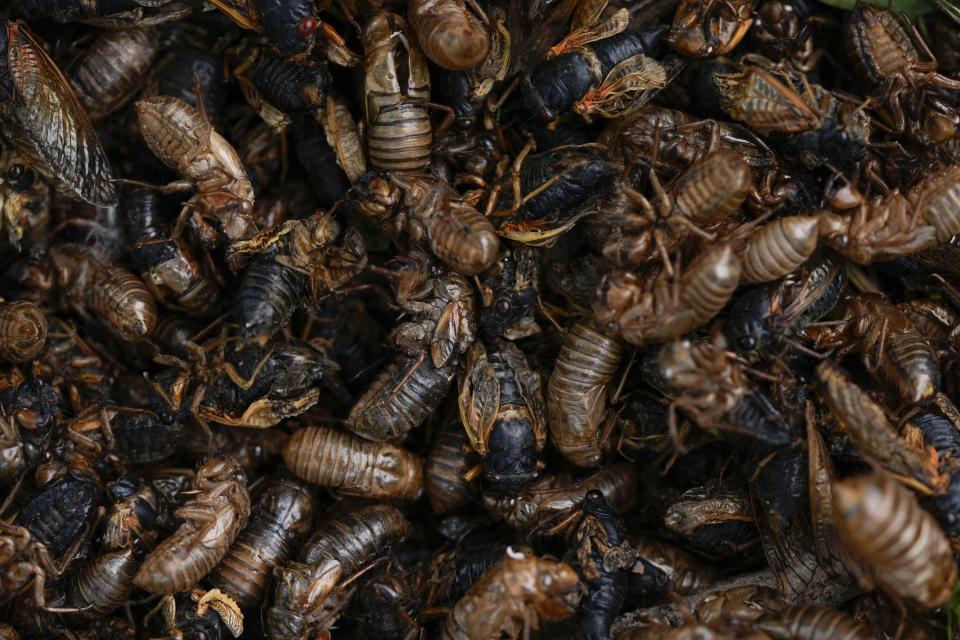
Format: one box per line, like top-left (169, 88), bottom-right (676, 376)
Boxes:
top-left (298, 17), bottom-right (319, 37)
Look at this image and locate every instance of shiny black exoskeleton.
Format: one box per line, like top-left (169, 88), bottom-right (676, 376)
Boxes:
top-left (199, 339), bottom-right (336, 416)
top-left (18, 469), bottom-right (103, 556)
top-left (151, 47), bottom-right (229, 121)
top-left (494, 147), bottom-right (617, 231)
top-left (724, 288), bottom-right (776, 361)
top-left (479, 248), bottom-right (539, 339)
top-left (248, 51), bottom-right (329, 113)
top-left (294, 113), bottom-right (352, 207)
top-left (914, 412), bottom-right (960, 539)
top-left (0, 372), bottom-right (60, 432)
top-left (235, 245), bottom-right (308, 347)
top-left (574, 491), bottom-right (635, 640)
top-left (440, 70), bottom-right (483, 130)
top-left (355, 573), bottom-right (419, 640)
top-left (477, 340), bottom-right (542, 492)
top-left (145, 590), bottom-right (232, 640)
top-left (522, 27), bottom-right (664, 121)
top-left (111, 408), bottom-right (186, 465)
top-left (255, 0), bottom-right (320, 58)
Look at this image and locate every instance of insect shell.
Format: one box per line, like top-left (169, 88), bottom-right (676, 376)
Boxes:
top-left (0, 22), bottom-right (118, 207)
top-left (723, 252), bottom-right (846, 362)
top-left (478, 245), bottom-right (540, 340)
top-left (816, 188), bottom-right (939, 264)
top-left (283, 426), bottom-right (424, 499)
top-left (521, 9), bottom-right (669, 122)
top-left (713, 63), bottom-right (869, 171)
top-left (605, 105), bottom-right (776, 179)
top-left (13, 0), bottom-right (192, 27)
top-left (44, 243), bottom-right (157, 343)
top-left (0, 520), bottom-right (62, 608)
top-left (833, 472), bottom-right (957, 610)
top-left (910, 411), bottom-right (960, 541)
top-left (363, 12), bottom-right (433, 171)
top-left (426, 418), bottom-right (481, 514)
top-left (408, 0), bottom-right (490, 70)
top-left (483, 463), bottom-right (639, 535)
top-left (756, 604), bottom-right (876, 640)
top-left (133, 454), bottom-right (250, 595)
top-left (846, 4), bottom-right (960, 133)
top-left (628, 539), bottom-right (716, 602)
top-left (547, 321), bottom-right (622, 468)
top-left (663, 482), bottom-right (759, 559)
top-left (68, 480), bottom-right (160, 617)
top-left (347, 351), bottom-right (457, 442)
top-left (142, 46), bottom-right (230, 123)
top-left (266, 505), bottom-right (410, 640)
top-left (737, 215), bottom-right (819, 285)
top-left (0, 300), bottom-right (46, 363)
top-left (440, 550), bottom-right (582, 640)
top-left (300, 503), bottom-right (411, 574)
top-left (266, 556), bottom-right (347, 640)
top-left (459, 337), bottom-right (546, 492)
top-left (355, 570), bottom-right (419, 640)
top-left (71, 548), bottom-right (137, 617)
top-left (491, 145), bottom-right (617, 245)
top-left (813, 293), bottom-right (940, 404)
top-left (208, 477), bottom-right (315, 609)
top-left (134, 96), bottom-right (258, 250)
top-left (574, 490), bottom-right (637, 640)
top-left (390, 173), bottom-right (500, 276)
top-left (18, 467), bottom-right (103, 557)
top-left (69, 27), bottom-right (159, 121)
top-left (123, 186), bottom-right (224, 317)
top-left (594, 243), bottom-right (741, 347)
top-left (668, 0), bottom-right (754, 58)
top-left (0, 148), bottom-right (50, 247)
top-left (816, 361), bottom-right (944, 494)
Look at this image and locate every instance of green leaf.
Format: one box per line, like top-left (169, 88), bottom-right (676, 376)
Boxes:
top-left (815, 0), bottom-right (937, 16)
top-left (947, 580), bottom-right (960, 640)
top-left (933, 0), bottom-right (960, 25)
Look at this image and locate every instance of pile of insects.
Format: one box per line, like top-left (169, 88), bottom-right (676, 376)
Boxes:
top-left (7, 0), bottom-right (960, 636)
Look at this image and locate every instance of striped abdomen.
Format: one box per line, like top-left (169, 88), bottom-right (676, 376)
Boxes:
top-left (673, 150), bottom-right (752, 222)
top-left (70, 549), bottom-right (138, 616)
top-left (133, 481), bottom-right (249, 595)
top-left (209, 479), bottom-right (314, 609)
top-left (0, 301), bottom-right (46, 363)
top-left (89, 264), bottom-right (157, 342)
top-left (301, 504), bottom-right (410, 573)
top-left (347, 355), bottom-right (456, 441)
top-left (71, 28), bottom-right (159, 119)
top-left (427, 203), bottom-right (499, 275)
top-left (426, 423), bottom-right (478, 514)
top-left (283, 426), bottom-right (423, 499)
top-left (911, 164), bottom-right (960, 241)
top-left (135, 96), bottom-right (211, 170)
top-left (740, 216), bottom-right (819, 284)
top-left (680, 243), bottom-right (742, 326)
top-left (367, 95), bottom-right (432, 170)
top-left (846, 4), bottom-right (916, 86)
top-left (833, 473), bottom-right (957, 610)
top-left (547, 322), bottom-right (622, 467)
top-left (881, 328), bottom-right (939, 404)
top-left (236, 249), bottom-right (307, 347)
top-left (760, 604), bottom-right (874, 640)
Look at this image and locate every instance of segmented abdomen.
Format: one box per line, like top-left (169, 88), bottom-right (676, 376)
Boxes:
top-left (547, 322), bottom-right (621, 467)
top-left (367, 96), bottom-right (432, 170)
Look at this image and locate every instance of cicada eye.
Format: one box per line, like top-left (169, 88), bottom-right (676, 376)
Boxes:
top-left (496, 299), bottom-right (512, 316)
top-left (7, 164), bottom-right (33, 191)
